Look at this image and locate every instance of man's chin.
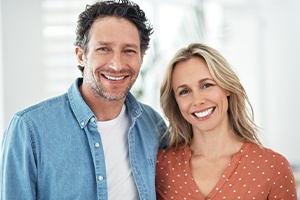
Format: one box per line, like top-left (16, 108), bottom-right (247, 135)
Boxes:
top-left (101, 92), bottom-right (128, 101)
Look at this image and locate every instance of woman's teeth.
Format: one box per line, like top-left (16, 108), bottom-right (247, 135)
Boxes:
top-left (104, 75), bottom-right (125, 81)
top-left (194, 108), bottom-right (214, 118)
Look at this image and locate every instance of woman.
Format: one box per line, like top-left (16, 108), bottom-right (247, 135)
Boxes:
top-left (156, 43), bottom-right (297, 199)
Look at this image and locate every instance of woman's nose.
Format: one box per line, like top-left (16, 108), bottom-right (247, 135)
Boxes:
top-left (193, 91), bottom-right (205, 106)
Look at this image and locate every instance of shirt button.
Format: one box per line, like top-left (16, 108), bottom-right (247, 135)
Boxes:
top-left (95, 142), bottom-right (100, 148)
top-left (98, 176), bottom-right (104, 181)
top-left (80, 122), bottom-right (85, 126)
top-left (91, 117), bottom-right (95, 122)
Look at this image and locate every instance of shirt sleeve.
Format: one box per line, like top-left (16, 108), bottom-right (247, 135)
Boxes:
top-left (1, 114), bottom-right (37, 200)
top-left (269, 153), bottom-right (298, 199)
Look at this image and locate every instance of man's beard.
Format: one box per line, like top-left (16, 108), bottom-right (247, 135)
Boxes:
top-left (85, 67), bottom-right (136, 101)
top-left (91, 81), bottom-right (133, 101)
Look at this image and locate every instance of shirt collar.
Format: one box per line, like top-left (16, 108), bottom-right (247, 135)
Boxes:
top-left (68, 78), bottom-right (94, 129)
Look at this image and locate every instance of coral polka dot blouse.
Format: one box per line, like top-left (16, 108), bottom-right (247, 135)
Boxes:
top-left (155, 142), bottom-right (297, 200)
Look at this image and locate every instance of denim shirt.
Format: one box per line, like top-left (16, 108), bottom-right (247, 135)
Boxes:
top-left (0, 78), bottom-right (167, 200)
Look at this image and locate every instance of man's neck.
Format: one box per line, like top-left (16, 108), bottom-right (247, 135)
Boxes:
top-left (79, 85), bottom-right (126, 121)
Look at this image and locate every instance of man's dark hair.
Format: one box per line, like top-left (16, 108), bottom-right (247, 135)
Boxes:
top-left (74, 0), bottom-right (153, 74)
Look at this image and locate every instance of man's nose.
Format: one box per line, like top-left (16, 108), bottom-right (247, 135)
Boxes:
top-left (108, 53), bottom-right (123, 71)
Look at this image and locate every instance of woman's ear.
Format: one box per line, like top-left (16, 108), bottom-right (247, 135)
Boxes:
top-left (226, 90), bottom-right (231, 97)
top-left (75, 46), bottom-right (85, 67)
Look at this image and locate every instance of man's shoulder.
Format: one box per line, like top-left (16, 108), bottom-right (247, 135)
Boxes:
top-left (139, 101), bottom-right (157, 113)
top-left (4, 93), bottom-right (71, 139)
top-left (15, 93), bottom-right (69, 117)
top-left (126, 93), bottom-right (160, 116)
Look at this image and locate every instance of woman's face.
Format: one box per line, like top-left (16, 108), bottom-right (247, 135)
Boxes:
top-left (172, 56), bottom-right (230, 134)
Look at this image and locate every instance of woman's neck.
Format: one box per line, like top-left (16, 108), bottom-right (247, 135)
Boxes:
top-left (190, 128), bottom-right (243, 159)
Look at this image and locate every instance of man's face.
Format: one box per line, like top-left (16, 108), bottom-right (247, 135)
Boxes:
top-left (77, 16), bottom-right (142, 101)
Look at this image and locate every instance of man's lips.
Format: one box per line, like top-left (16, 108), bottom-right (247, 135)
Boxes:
top-left (103, 74), bottom-right (126, 81)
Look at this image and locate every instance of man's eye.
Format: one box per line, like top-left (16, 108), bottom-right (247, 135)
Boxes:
top-left (125, 49), bottom-right (136, 54)
top-left (97, 47), bottom-right (108, 51)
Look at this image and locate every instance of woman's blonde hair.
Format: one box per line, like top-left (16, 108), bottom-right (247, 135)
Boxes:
top-left (160, 43), bottom-right (261, 149)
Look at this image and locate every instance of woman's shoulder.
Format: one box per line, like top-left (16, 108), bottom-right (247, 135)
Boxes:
top-left (158, 146), bottom-right (187, 157)
top-left (246, 142), bottom-right (285, 156)
top-left (157, 146), bottom-right (190, 165)
top-left (244, 142), bottom-right (292, 167)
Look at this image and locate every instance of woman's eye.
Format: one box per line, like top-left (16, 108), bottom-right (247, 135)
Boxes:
top-left (203, 83), bottom-right (214, 89)
top-left (179, 89), bottom-right (189, 95)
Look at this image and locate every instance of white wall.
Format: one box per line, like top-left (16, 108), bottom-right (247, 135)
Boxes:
top-left (1, 0), bottom-right (45, 131)
top-left (263, 0), bottom-right (300, 167)
top-left (0, 0), bottom-right (4, 139)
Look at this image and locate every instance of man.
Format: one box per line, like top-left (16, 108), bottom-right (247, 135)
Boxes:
top-left (0, 0), bottom-right (167, 199)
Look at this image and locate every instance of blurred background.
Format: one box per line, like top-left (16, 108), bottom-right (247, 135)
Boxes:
top-left (0, 0), bottom-right (299, 194)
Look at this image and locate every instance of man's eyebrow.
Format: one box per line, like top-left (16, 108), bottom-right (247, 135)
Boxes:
top-left (94, 41), bottom-right (139, 49)
top-left (95, 41), bottom-right (110, 46)
top-left (123, 43), bottom-right (139, 49)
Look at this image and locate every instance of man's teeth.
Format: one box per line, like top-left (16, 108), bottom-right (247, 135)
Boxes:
top-left (104, 75), bottom-right (125, 81)
top-left (194, 108), bottom-right (214, 118)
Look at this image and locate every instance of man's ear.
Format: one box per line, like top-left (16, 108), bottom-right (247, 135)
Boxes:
top-left (75, 46), bottom-right (85, 66)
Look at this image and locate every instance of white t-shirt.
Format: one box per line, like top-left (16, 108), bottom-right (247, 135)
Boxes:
top-left (97, 105), bottom-right (139, 200)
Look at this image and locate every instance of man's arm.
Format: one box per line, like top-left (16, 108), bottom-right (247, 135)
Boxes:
top-left (1, 115), bottom-right (37, 200)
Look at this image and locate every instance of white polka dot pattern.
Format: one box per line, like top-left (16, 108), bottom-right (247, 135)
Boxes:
top-left (155, 142), bottom-right (297, 200)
